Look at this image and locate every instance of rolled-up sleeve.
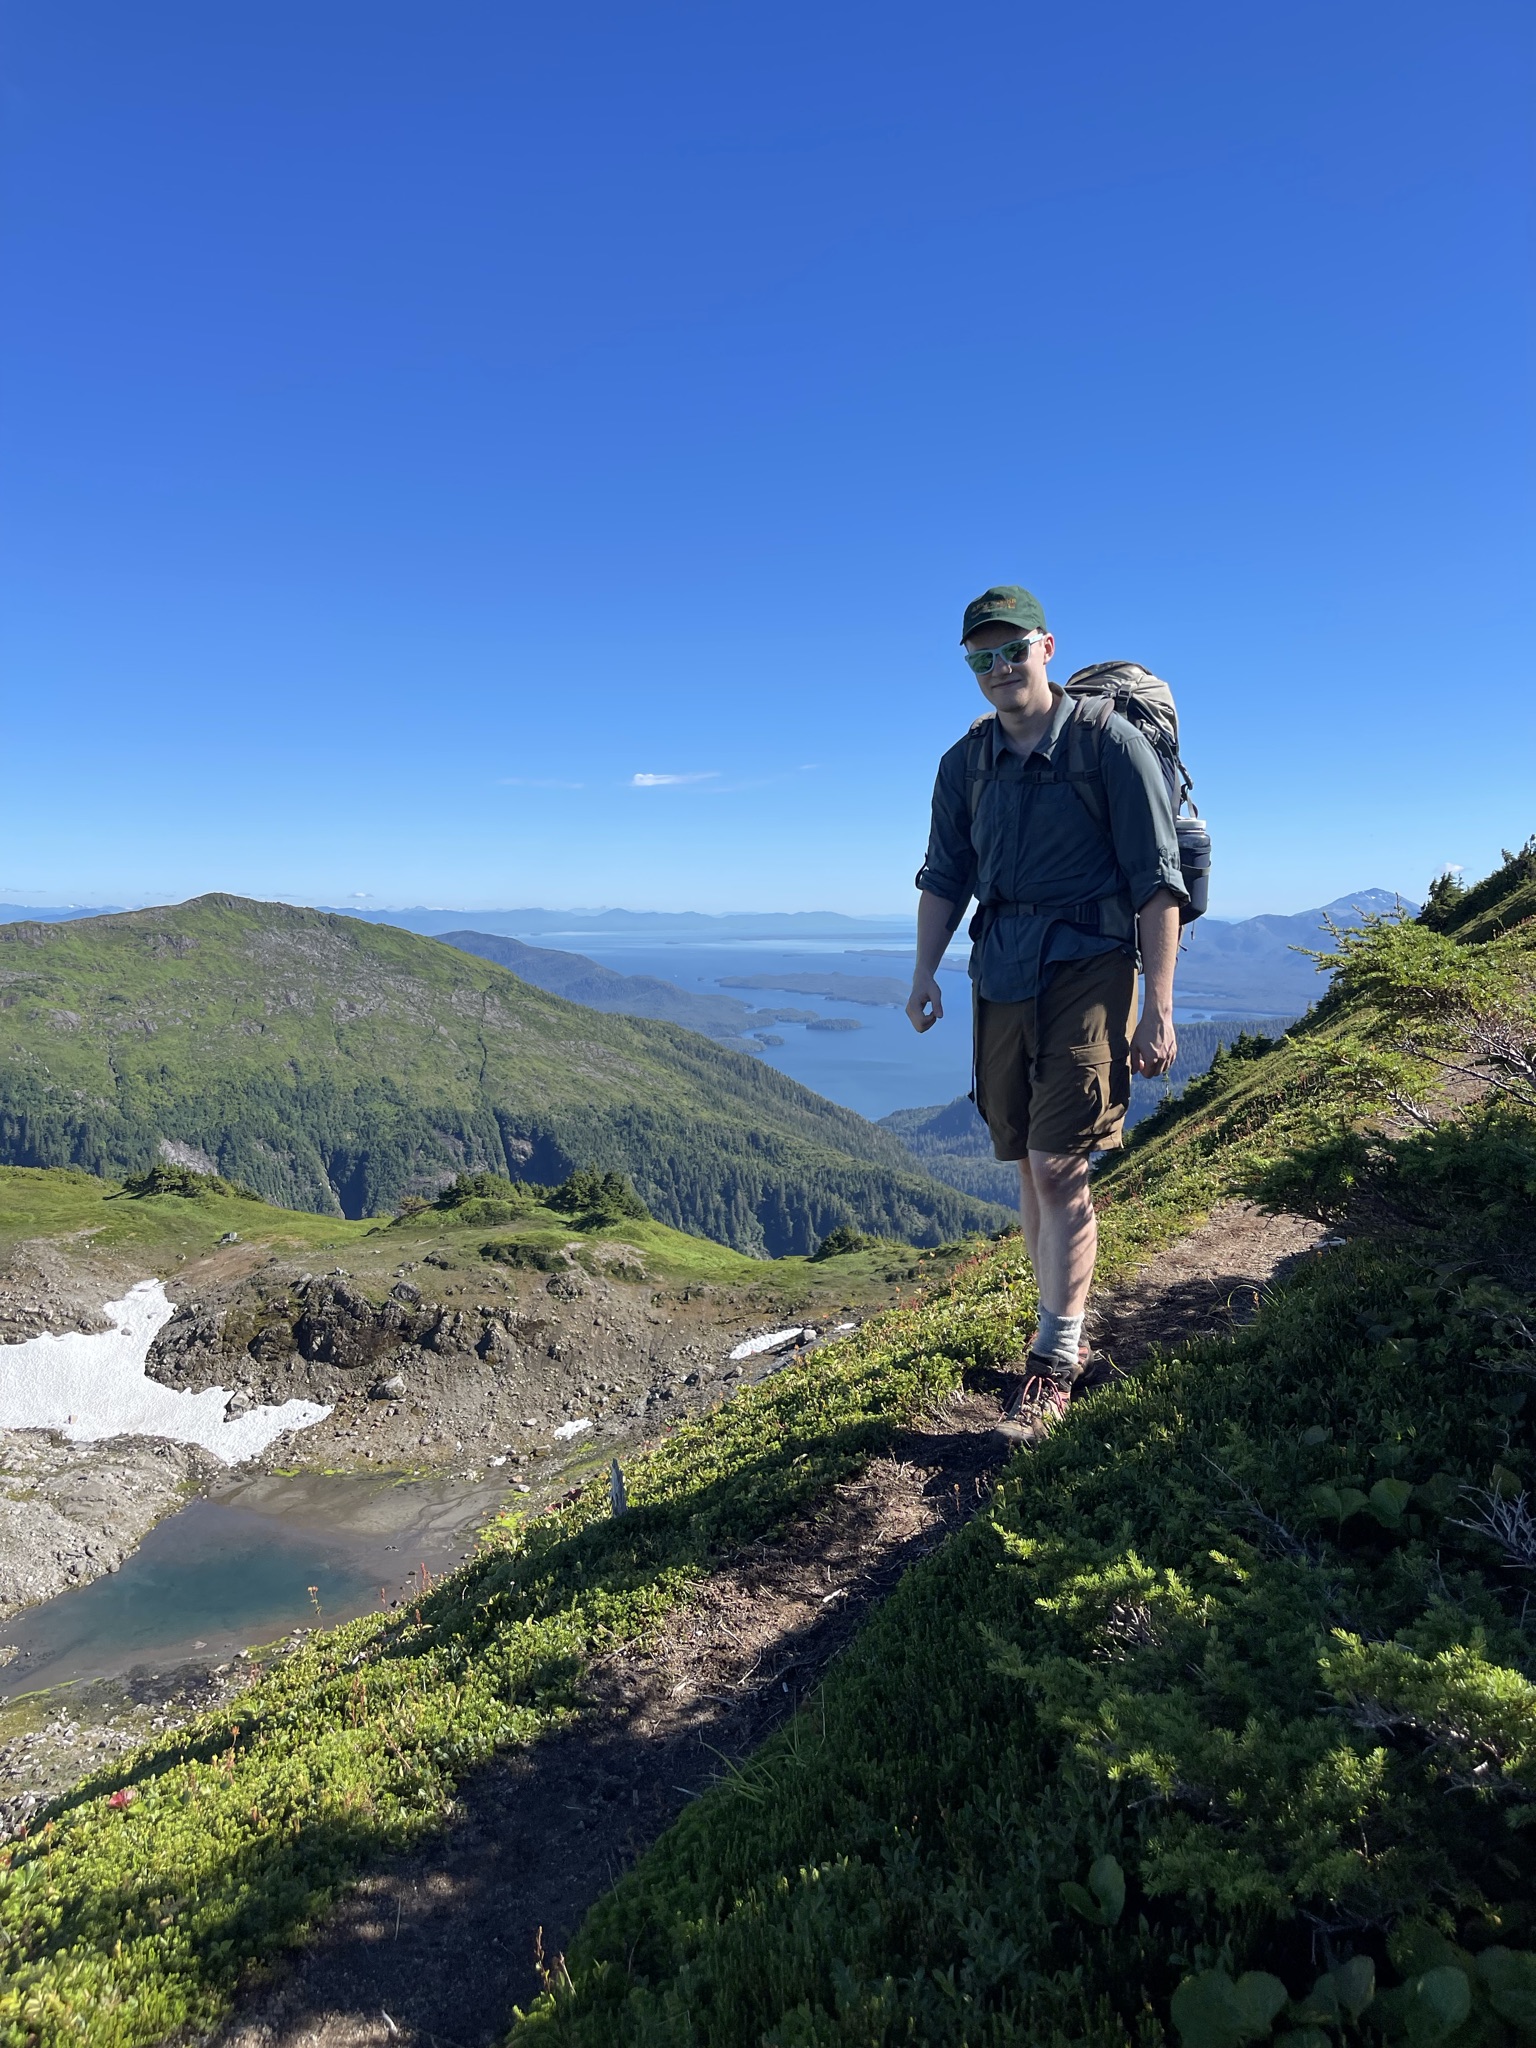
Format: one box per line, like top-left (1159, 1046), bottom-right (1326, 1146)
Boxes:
top-left (1098, 718), bottom-right (1189, 912)
top-left (914, 743), bottom-right (977, 907)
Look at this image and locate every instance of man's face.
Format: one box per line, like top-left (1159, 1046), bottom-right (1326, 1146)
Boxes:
top-left (964, 620), bottom-right (1055, 714)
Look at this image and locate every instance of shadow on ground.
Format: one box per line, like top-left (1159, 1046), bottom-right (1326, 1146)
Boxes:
top-left (216, 1400), bottom-right (1010, 2048)
top-left (214, 1200), bottom-right (1328, 2048)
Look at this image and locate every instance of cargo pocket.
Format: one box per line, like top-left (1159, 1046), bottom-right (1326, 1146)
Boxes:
top-left (1070, 1040), bottom-right (1131, 1146)
top-left (1067, 1042), bottom-right (1110, 1126)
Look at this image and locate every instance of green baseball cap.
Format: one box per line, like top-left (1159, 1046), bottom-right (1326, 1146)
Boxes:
top-left (960, 584), bottom-right (1047, 644)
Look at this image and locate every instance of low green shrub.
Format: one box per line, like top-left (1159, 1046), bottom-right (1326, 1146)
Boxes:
top-left (435, 1170), bottom-right (537, 1212)
top-left (117, 1163), bottom-right (258, 1201)
top-left (513, 858), bottom-right (1536, 2046)
top-left (517, 1175), bottom-right (1536, 2046)
top-left (0, 1223), bottom-right (1070, 2046)
top-left (445, 1197), bottom-right (531, 1226)
top-left (809, 1226), bottom-right (889, 1261)
top-left (545, 1168), bottom-right (651, 1226)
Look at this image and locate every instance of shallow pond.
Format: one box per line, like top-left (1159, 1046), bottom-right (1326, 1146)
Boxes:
top-left (0, 1465), bottom-right (517, 1698)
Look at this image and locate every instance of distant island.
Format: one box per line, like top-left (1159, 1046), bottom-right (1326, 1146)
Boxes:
top-left (719, 970), bottom-right (908, 1006)
top-left (438, 929), bottom-right (763, 1043)
top-left (338, 906), bottom-right (914, 940)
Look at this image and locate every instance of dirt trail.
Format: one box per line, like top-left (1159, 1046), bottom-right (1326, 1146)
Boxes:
top-left (212, 1200), bottom-right (1328, 2048)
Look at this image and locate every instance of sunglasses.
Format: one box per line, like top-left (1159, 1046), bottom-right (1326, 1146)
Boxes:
top-left (963, 632), bottom-right (1045, 676)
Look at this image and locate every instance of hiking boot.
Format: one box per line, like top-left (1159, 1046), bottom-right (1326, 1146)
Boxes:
top-left (994, 1359), bottom-right (1073, 1446)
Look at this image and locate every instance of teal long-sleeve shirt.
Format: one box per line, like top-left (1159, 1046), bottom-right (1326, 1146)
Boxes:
top-left (915, 689), bottom-right (1187, 1003)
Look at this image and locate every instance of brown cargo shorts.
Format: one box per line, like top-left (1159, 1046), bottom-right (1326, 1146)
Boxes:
top-left (973, 950), bottom-right (1138, 1160)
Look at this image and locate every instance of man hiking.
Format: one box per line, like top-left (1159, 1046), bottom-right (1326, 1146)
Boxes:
top-left (907, 584), bottom-right (1186, 1444)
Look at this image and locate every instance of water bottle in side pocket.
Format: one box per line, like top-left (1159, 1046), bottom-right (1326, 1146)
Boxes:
top-left (1175, 813), bottom-right (1211, 923)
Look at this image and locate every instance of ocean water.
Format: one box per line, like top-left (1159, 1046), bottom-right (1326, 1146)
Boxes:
top-left (538, 932), bottom-right (1287, 1122)
top-left (538, 932), bottom-right (971, 1120)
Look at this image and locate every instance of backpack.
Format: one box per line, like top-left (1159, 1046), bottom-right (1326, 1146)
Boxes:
top-left (963, 660), bottom-right (1210, 924)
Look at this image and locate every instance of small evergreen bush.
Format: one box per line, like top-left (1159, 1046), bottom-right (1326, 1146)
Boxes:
top-left (545, 1168), bottom-right (650, 1227)
top-left (430, 1170), bottom-right (540, 1226)
top-left (810, 1224), bottom-right (887, 1260)
top-left (119, 1163), bottom-right (257, 1201)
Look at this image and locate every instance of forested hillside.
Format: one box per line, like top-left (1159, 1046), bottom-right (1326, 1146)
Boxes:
top-left (0, 897), bottom-right (1005, 1254)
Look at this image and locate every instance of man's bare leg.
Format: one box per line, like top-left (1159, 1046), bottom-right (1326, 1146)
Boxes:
top-left (997, 1150), bottom-right (1095, 1438)
top-left (1018, 1148), bottom-right (1097, 1321)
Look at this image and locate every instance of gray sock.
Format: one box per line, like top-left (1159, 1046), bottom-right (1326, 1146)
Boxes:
top-left (1035, 1309), bottom-right (1084, 1375)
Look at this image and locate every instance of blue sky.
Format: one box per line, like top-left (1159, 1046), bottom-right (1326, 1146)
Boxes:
top-left (2, 1), bottom-right (1531, 919)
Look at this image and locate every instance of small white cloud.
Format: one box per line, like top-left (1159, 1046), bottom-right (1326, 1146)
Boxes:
top-left (629, 771), bottom-right (719, 787)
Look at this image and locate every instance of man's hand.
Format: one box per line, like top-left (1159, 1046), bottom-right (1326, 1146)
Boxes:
top-left (1130, 1008), bottom-right (1177, 1076)
top-left (1132, 887), bottom-right (1181, 1077)
top-left (907, 973), bottom-right (945, 1033)
top-left (908, 891), bottom-right (961, 1033)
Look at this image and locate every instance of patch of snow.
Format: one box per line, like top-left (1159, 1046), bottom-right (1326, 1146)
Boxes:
top-left (728, 1327), bottom-right (805, 1362)
top-left (554, 1417), bottom-right (592, 1441)
top-left (0, 1280), bottom-right (330, 1465)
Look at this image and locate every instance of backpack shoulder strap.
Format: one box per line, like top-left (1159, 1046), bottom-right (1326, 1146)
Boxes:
top-left (963, 715), bottom-right (994, 827)
top-left (969, 701), bottom-right (1114, 830)
top-left (1064, 695), bottom-right (1112, 836)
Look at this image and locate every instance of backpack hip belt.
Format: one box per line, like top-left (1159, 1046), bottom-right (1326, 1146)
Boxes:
top-left (968, 896), bottom-right (1132, 942)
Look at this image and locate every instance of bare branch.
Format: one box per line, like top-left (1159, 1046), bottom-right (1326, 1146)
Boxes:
top-left (1405, 1048), bottom-right (1536, 1112)
top-left (1449, 1488), bottom-right (1536, 1572)
top-left (1384, 1089), bottom-right (1438, 1129)
top-left (1204, 1457), bottom-right (1321, 1563)
top-left (1346, 1697), bottom-right (1409, 1736)
top-left (1099, 1599), bottom-right (1162, 1658)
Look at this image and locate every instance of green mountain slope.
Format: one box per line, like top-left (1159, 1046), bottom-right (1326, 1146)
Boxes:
top-left (512, 853), bottom-right (1536, 2044)
top-left (5, 860), bottom-right (1535, 2045)
top-left (0, 896), bottom-right (1007, 1254)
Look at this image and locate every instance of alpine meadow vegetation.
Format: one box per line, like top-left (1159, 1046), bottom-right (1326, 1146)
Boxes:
top-left (2, 849), bottom-right (1535, 2047)
top-left (512, 848), bottom-right (1536, 2048)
